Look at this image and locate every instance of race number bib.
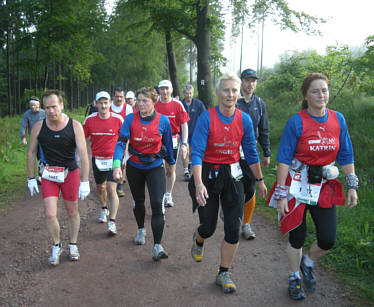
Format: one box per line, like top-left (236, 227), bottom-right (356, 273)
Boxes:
top-left (42, 166), bottom-right (68, 183)
top-left (230, 161), bottom-right (243, 181)
top-left (289, 167), bottom-right (322, 205)
top-left (172, 135), bottom-right (179, 150)
top-left (95, 157), bottom-right (113, 171)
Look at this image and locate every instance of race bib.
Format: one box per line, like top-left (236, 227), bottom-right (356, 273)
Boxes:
top-left (95, 157), bottom-right (113, 171)
top-left (42, 166), bottom-right (68, 183)
top-left (172, 135), bottom-right (179, 150)
top-left (230, 161), bottom-right (243, 181)
top-left (289, 167), bottom-right (322, 205)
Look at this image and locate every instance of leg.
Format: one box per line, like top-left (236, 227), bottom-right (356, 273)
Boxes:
top-left (92, 158), bottom-right (110, 222)
top-left (44, 197), bottom-right (60, 244)
top-left (165, 162), bottom-right (176, 194)
top-left (64, 200), bottom-right (80, 244)
top-left (146, 165), bottom-right (166, 244)
top-left (107, 181), bottom-right (119, 220)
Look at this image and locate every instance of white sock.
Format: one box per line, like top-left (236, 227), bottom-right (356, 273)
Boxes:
top-left (184, 168), bottom-right (189, 173)
top-left (165, 192), bottom-right (172, 198)
top-left (289, 271), bottom-right (301, 280)
top-left (303, 254), bottom-right (315, 267)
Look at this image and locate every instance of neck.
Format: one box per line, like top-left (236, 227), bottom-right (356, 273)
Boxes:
top-left (243, 91), bottom-right (253, 102)
top-left (307, 107), bottom-right (326, 117)
top-left (161, 97), bottom-right (171, 104)
top-left (99, 112), bottom-right (110, 119)
top-left (219, 104), bottom-right (235, 117)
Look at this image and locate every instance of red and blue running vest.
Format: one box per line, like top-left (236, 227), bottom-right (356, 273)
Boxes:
top-left (294, 109), bottom-right (340, 166)
top-left (203, 108), bottom-right (243, 164)
top-left (129, 112), bottom-right (162, 164)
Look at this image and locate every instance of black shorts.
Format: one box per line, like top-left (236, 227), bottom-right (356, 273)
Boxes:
top-left (92, 157), bottom-right (116, 184)
top-left (240, 159), bottom-right (256, 202)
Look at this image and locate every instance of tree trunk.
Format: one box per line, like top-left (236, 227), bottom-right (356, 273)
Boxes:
top-left (165, 30), bottom-right (181, 98)
top-left (34, 47), bottom-right (39, 95)
top-left (195, 0), bottom-right (213, 108)
top-left (6, 26), bottom-right (12, 116)
top-left (17, 52), bottom-right (21, 114)
top-left (12, 47), bottom-right (16, 115)
top-left (43, 64), bottom-right (48, 90)
top-left (58, 64), bottom-right (62, 91)
top-left (69, 70), bottom-right (73, 111)
top-left (77, 79), bottom-right (80, 108)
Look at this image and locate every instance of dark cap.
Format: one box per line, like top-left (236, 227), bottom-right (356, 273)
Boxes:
top-left (240, 69), bottom-right (258, 80)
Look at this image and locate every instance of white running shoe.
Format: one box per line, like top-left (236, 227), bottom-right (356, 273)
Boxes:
top-left (68, 244), bottom-right (80, 261)
top-left (152, 244), bottom-right (168, 261)
top-left (164, 194), bottom-right (174, 208)
top-left (242, 223), bottom-right (256, 240)
top-left (107, 221), bottom-right (117, 236)
top-left (134, 228), bottom-right (146, 245)
top-left (98, 208), bottom-right (109, 223)
top-left (48, 244), bottom-right (62, 266)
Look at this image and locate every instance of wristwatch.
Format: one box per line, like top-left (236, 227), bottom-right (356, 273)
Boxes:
top-left (181, 142), bottom-right (188, 147)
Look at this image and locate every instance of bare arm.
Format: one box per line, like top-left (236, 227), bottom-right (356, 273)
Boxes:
top-left (180, 122), bottom-right (188, 159)
top-left (276, 162), bottom-right (291, 216)
top-left (27, 121), bottom-right (42, 178)
top-left (342, 163), bottom-right (358, 208)
top-left (192, 164), bottom-right (209, 206)
top-left (73, 120), bottom-right (89, 182)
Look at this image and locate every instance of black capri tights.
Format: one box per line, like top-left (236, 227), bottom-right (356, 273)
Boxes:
top-left (289, 205), bottom-right (337, 250)
top-left (126, 163), bottom-right (166, 244)
top-left (197, 182), bottom-right (244, 244)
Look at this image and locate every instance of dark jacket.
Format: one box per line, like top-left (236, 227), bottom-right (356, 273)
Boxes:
top-left (236, 94), bottom-right (271, 157)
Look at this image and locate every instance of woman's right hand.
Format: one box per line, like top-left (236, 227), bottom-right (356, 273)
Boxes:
top-left (276, 198), bottom-right (289, 217)
top-left (113, 168), bottom-right (122, 182)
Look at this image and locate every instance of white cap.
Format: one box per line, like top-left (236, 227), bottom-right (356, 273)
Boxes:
top-left (95, 91), bottom-right (111, 102)
top-left (158, 80), bottom-right (172, 88)
top-left (126, 91), bottom-right (135, 99)
top-left (29, 99), bottom-right (40, 104)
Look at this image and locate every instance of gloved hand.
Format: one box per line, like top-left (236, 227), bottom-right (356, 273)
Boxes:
top-left (28, 178), bottom-right (39, 196)
top-left (78, 181), bottom-right (90, 200)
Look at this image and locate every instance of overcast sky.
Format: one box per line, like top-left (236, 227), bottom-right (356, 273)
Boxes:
top-left (225, 0), bottom-right (374, 72)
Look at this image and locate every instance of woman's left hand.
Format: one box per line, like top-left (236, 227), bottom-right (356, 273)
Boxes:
top-left (347, 189), bottom-right (358, 208)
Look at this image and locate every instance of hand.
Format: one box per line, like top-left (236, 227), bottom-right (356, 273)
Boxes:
top-left (181, 143), bottom-right (188, 159)
top-left (347, 189), bottom-right (358, 208)
top-left (257, 181), bottom-right (268, 198)
top-left (276, 198), bottom-right (289, 217)
top-left (113, 168), bottom-right (122, 182)
top-left (195, 183), bottom-right (209, 207)
top-left (78, 181), bottom-right (90, 200)
top-left (22, 137), bottom-right (27, 146)
top-left (262, 157), bottom-right (270, 168)
top-left (27, 178), bottom-right (39, 196)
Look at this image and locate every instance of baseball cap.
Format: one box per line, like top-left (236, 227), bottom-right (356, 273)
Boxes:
top-left (95, 91), bottom-right (111, 101)
top-left (126, 91), bottom-right (135, 99)
top-left (240, 69), bottom-right (258, 80)
top-left (158, 80), bottom-right (173, 88)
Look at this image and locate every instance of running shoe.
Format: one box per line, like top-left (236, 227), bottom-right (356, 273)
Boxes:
top-left (107, 221), bottom-right (117, 236)
top-left (134, 228), bottom-right (146, 245)
top-left (98, 208), bottom-right (109, 223)
top-left (164, 194), bottom-right (174, 208)
top-left (191, 233), bottom-right (204, 262)
top-left (184, 171), bottom-right (191, 181)
top-left (152, 244), bottom-right (168, 261)
top-left (300, 255), bottom-right (317, 292)
top-left (48, 244), bottom-right (62, 266)
top-left (116, 184), bottom-right (125, 197)
top-left (216, 271), bottom-right (237, 294)
top-left (68, 244), bottom-right (80, 261)
top-left (242, 223), bottom-right (256, 240)
top-left (288, 276), bottom-right (307, 300)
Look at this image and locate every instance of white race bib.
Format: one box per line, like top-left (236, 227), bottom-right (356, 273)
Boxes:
top-left (172, 135), bottom-right (179, 150)
top-left (42, 166), bottom-right (68, 183)
top-left (230, 161), bottom-right (243, 181)
top-left (289, 167), bottom-right (322, 205)
top-left (95, 157), bottom-right (113, 171)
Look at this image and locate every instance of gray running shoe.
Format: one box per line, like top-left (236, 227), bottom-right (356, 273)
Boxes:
top-left (68, 244), bottom-right (80, 261)
top-left (242, 223), bottom-right (256, 240)
top-left (300, 255), bottom-right (317, 292)
top-left (216, 271), bottom-right (237, 294)
top-left (48, 244), bottom-right (62, 266)
top-left (152, 244), bottom-right (168, 261)
top-left (98, 208), bottom-right (109, 223)
top-left (191, 233), bottom-right (204, 262)
top-left (107, 221), bottom-right (117, 236)
top-left (288, 276), bottom-right (307, 300)
top-left (134, 228), bottom-right (146, 245)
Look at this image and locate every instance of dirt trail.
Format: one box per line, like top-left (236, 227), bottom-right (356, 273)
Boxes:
top-left (0, 158), bottom-right (354, 306)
